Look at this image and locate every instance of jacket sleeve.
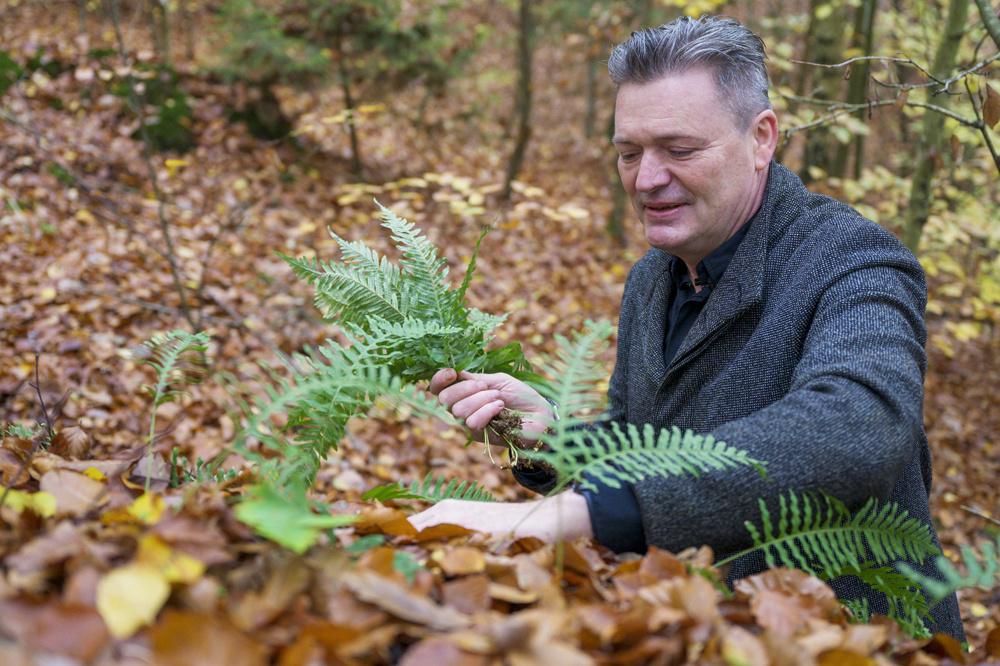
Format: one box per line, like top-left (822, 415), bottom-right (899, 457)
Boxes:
top-left (635, 232), bottom-right (929, 557)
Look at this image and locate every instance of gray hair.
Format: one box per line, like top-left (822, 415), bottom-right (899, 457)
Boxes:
top-left (607, 16), bottom-right (771, 128)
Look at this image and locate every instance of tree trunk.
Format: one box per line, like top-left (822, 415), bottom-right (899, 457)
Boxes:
top-left (903, 0), bottom-right (970, 251)
top-left (149, 0), bottom-right (171, 66)
top-left (832, 0), bottom-right (876, 179)
top-left (179, 0), bottom-right (195, 60)
top-left (800, 0), bottom-right (847, 183)
top-left (974, 0), bottom-right (1000, 51)
top-left (336, 32), bottom-right (363, 179)
top-left (605, 110), bottom-right (626, 246)
top-left (584, 54), bottom-right (598, 139)
top-left (501, 0), bottom-right (534, 202)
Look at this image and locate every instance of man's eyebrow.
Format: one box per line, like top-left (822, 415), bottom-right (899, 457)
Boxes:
top-left (611, 133), bottom-right (702, 145)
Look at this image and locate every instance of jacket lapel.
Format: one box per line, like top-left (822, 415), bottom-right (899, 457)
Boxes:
top-left (664, 162), bottom-right (785, 378)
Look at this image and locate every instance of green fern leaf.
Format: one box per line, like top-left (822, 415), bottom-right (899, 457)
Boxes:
top-left (283, 254), bottom-right (411, 325)
top-left (898, 534), bottom-right (1000, 602)
top-left (537, 319), bottom-right (614, 419)
top-left (375, 200), bottom-right (457, 325)
top-left (535, 422), bottom-right (767, 493)
top-left (725, 493), bottom-right (938, 577)
top-left (363, 474), bottom-right (497, 503)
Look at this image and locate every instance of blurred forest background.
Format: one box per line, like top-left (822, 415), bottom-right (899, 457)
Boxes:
top-left (1, 0), bottom-right (999, 663)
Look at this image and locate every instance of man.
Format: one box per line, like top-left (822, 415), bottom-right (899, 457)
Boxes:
top-left (409, 16), bottom-right (963, 638)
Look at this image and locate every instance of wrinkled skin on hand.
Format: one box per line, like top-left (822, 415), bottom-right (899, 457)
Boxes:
top-left (429, 368), bottom-right (553, 438)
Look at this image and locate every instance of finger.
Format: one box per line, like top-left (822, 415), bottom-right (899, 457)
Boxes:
top-left (437, 378), bottom-right (487, 409)
top-left (429, 368), bottom-right (457, 395)
top-left (466, 400), bottom-right (506, 433)
top-left (452, 389), bottom-right (502, 420)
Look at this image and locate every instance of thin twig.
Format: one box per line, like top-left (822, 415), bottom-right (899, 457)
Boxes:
top-left (961, 504), bottom-right (1000, 528)
top-left (964, 77), bottom-right (1000, 175)
top-left (30, 352), bottom-right (55, 442)
top-left (795, 52), bottom-right (1000, 95)
top-left (0, 355), bottom-right (55, 511)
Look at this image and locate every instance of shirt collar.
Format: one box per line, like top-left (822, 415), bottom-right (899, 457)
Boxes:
top-left (669, 217), bottom-right (754, 290)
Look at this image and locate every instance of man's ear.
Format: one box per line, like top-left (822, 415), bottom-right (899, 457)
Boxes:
top-left (752, 109), bottom-right (779, 170)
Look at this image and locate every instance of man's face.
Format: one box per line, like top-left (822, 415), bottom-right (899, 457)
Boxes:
top-left (613, 68), bottom-right (776, 264)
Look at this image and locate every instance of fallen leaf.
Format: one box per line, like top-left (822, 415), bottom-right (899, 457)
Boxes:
top-left (0, 600), bottom-right (109, 661)
top-left (0, 488), bottom-right (56, 517)
top-left (150, 610), bottom-right (268, 666)
top-left (96, 562), bottom-right (171, 638)
top-left (39, 468), bottom-right (107, 517)
top-left (435, 546), bottom-right (486, 576)
top-left (342, 570), bottom-right (471, 631)
top-left (48, 425), bottom-right (91, 459)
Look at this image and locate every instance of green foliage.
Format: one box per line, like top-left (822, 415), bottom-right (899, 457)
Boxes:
top-left (717, 492), bottom-right (939, 636)
top-left (168, 447), bottom-right (240, 487)
top-left (233, 481), bottom-right (356, 554)
top-left (141, 330), bottom-right (210, 490)
top-left (898, 533), bottom-right (1000, 603)
top-left (363, 474), bottom-right (497, 504)
top-left (111, 64), bottom-right (194, 152)
top-left (2, 422), bottom-right (42, 440)
top-left (0, 49), bottom-right (24, 96)
top-left (393, 551), bottom-right (424, 584)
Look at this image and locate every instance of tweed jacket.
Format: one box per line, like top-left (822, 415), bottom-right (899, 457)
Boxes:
top-left (526, 162), bottom-right (963, 638)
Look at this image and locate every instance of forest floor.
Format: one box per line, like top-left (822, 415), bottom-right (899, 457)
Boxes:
top-left (1, 4), bottom-right (998, 665)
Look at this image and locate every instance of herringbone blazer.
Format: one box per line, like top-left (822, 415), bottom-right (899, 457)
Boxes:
top-left (596, 162), bottom-right (961, 637)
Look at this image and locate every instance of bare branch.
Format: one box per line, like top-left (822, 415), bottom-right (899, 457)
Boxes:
top-left (963, 77), bottom-right (1000, 176)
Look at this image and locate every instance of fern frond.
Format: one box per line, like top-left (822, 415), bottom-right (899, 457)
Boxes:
top-left (376, 200), bottom-right (457, 325)
top-left (898, 534), bottom-right (1000, 603)
top-left (232, 349), bottom-right (454, 483)
top-left (283, 254), bottom-right (412, 325)
top-left (362, 474), bottom-right (497, 504)
top-left (456, 226), bottom-right (490, 306)
top-left (536, 319), bottom-right (614, 419)
top-left (535, 422), bottom-right (767, 492)
top-left (720, 492), bottom-right (938, 576)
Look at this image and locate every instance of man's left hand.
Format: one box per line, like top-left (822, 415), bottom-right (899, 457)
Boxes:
top-left (407, 491), bottom-right (594, 543)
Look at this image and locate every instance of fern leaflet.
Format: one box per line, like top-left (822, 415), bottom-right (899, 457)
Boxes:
top-left (898, 533), bottom-right (1000, 602)
top-left (363, 474), bottom-right (497, 504)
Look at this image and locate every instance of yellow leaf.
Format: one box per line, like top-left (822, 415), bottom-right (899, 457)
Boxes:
top-left (128, 492), bottom-right (165, 525)
top-left (137, 535), bottom-right (205, 584)
top-left (164, 159), bottom-right (189, 178)
top-left (97, 563), bottom-right (171, 638)
top-left (970, 602), bottom-right (989, 618)
top-left (2, 489), bottom-right (57, 517)
top-left (39, 287), bottom-right (57, 302)
top-left (83, 466), bottom-right (107, 481)
top-left (75, 209), bottom-right (96, 224)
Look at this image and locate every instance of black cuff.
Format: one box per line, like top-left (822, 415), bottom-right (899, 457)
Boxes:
top-left (511, 463), bottom-right (557, 495)
top-left (579, 474), bottom-right (647, 554)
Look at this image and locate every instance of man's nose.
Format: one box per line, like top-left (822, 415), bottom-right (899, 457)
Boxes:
top-left (634, 152), bottom-right (672, 192)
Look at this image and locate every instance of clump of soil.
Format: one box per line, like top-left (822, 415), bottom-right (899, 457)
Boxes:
top-left (487, 408), bottom-right (524, 448)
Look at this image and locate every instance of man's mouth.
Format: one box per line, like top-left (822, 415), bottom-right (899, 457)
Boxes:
top-left (644, 202), bottom-right (686, 211)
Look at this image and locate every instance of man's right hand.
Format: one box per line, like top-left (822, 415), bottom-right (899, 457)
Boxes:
top-left (429, 369), bottom-right (554, 440)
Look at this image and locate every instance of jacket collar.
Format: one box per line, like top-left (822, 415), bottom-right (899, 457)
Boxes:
top-left (638, 161), bottom-right (794, 381)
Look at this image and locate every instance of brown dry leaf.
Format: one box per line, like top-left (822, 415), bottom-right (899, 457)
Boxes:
top-left (748, 588), bottom-right (813, 637)
top-left (817, 648), bottom-right (878, 665)
top-left (48, 425), bottom-right (91, 459)
top-left (442, 573), bottom-right (492, 614)
top-left (343, 570), bottom-right (472, 631)
top-left (514, 553), bottom-right (552, 591)
top-left (152, 512), bottom-right (234, 565)
top-left (984, 82), bottom-right (1000, 129)
top-left (399, 637), bottom-right (491, 666)
top-left (39, 468), bottom-right (107, 517)
top-left (5, 521), bottom-right (84, 590)
top-left (637, 546), bottom-right (686, 583)
top-left (922, 632), bottom-right (967, 663)
top-left (576, 603), bottom-right (649, 649)
top-left (0, 600), bottom-right (109, 662)
top-left (839, 624), bottom-right (888, 655)
top-left (986, 625), bottom-right (1000, 657)
top-left (150, 610), bottom-right (268, 666)
top-left (736, 568), bottom-right (842, 623)
top-left (229, 554), bottom-right (311, 631)
top-left (435, 546), bottom-right (486, 576)
top-left (277, 622), bottom-right (363, 666)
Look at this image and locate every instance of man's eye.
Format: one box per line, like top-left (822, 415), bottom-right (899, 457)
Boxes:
top-left (669, 149), bottom-right (694, 158)
top-left (619, 152), bottom-right (640, 162)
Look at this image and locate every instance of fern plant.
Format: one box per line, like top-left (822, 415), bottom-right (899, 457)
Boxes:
top-left (363, 474), bottom-right (497, 504)
top-left (898, 532), bottom-right (1000, 603)
top-left (141, 330), bottom-right (210, 491)
top-left (713, 492), bottom-right (939, 637)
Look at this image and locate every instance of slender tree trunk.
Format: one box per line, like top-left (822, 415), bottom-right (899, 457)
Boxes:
top-left (77, 0), bottom-right (87, 39)
top-left (903, 0), bottom-right (970, 251)
top-left (800, 1), bottom-right (847, 182)
top-left (605, 110), bottom-right (626, 245)
top-left (149, 0), bottom-right (171, 67)
top-left (336, 33), bottom-right (363, 179)
top-left (501, 0), bottom-right (534, 201)
top-left (584, 54), bottom-right (598, 139)
top-left (974, 0), bottom-right (1000, 50)
top-left (832, 0), bottom-right (876, 179)
top-left (179, 0), bottom-right (195, 60)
